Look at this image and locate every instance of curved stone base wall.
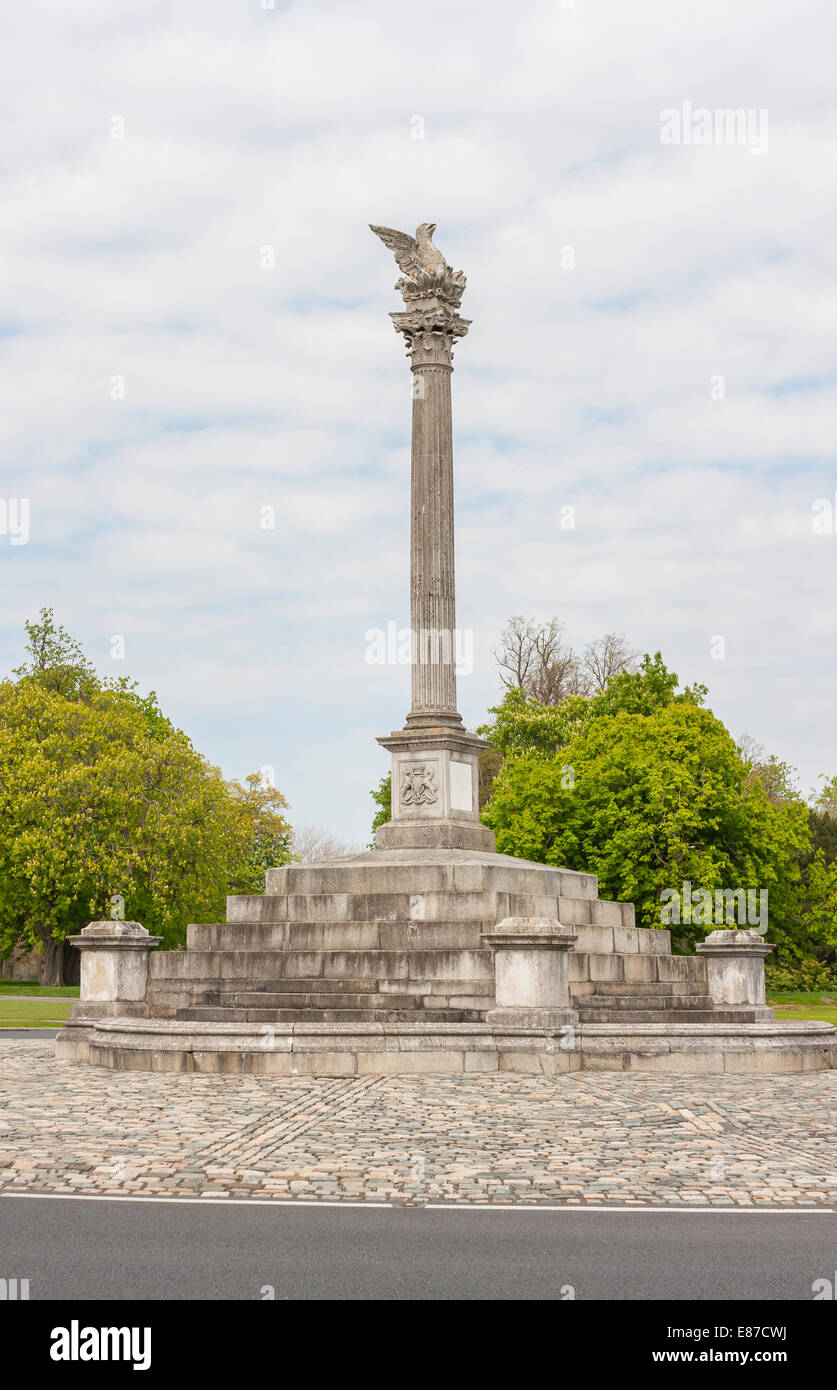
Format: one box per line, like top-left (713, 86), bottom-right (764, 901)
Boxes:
top-left (56, 1017), bottom-right (837, 1076)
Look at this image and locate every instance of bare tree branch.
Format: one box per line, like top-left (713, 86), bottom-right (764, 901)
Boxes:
top-left (291, 824), bottom-right (361, 862)
top-left (495, 618), bottom-right (636, 705)
top-left (581, 632), bottom-right (639, 693)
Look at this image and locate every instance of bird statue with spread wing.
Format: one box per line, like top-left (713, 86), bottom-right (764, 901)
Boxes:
top-left (369, 222), bottom-right (467, 306)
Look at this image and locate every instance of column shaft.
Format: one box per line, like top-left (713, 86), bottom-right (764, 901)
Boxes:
top-left (409, 362), bottom-right (458, 721)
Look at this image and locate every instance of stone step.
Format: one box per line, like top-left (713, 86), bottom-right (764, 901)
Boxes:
top-left (207, 991), bottom-right (426, 1010)
top-left (530, 898), bottom-right (639, 930)
top-left (261, 860), bottom-right (599, 900)
top-left (570, 925), bottom-right (669, 954)
top-left (149, 947), bottom-right (494, 986)
top-left (591, 980), bottom-right (703, 995)
top-left (577, 1007), bottom-right (762, 1024)
top-left (186, 916), bottom-right (651, 954)
top-left (579, 994), bottom-right (715, 1011)
top-left (570, 953), bottom-right (708, 986)
top-left (147, 976), bottom-right (495, 1006)
top-left (175, 1005), bottom-right (483, 1024)
top-left (187, 920), bottom-right (490, 952)
top-left (228, 890), bottom-right (580, 924)
top-left (186, 923), bottom-right (287, 951)
top-left (217, 977), bottom-right (394, 994)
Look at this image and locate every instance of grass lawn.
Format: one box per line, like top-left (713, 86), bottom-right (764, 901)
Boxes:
top-left (0, 981), bottom-right (79, 997)
top-left (0, 997), bottom-right (72, 1028)
top-left (767, 990), bottom-right (837, 1026)
top-left (0, 986), bottom-right (833, 1029)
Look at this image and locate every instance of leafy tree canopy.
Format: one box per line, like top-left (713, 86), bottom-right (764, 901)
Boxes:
top-left (0, 610), bottom-right (293, 982)
top-left (481, 654), bottom-right (810, 952)
top-left (369, 772), bottom-right (392, 845)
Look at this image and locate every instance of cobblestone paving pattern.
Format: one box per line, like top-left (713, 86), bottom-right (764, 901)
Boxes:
top-left (1, 1042), bottom-right (835, 1205)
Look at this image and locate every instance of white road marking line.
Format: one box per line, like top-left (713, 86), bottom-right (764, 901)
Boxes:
top-left (0, 1191), bottom-right (830, 1213)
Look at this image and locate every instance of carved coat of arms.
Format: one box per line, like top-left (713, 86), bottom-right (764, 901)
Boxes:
top-left (400, 763), bottom-right (438, 806)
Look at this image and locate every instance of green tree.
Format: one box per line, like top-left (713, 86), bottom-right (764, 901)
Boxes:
top-left (813, 773), bottom-right (837, 822)
top-left (369, 772), bottom-right (391, 843)
top-left (738, 734), bottom-right (801, 807)
top-left (229, 773), bottom-right (294, 894)
top-left (0, 611), bottom-right (293, 982)
top-left (482, 655), bottom-right (809, 952)
top-left (779, 774), bottom-right (837, 976)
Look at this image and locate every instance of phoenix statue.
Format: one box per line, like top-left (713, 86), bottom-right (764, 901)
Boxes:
top-left (369, 222), bottom-right (467, 306)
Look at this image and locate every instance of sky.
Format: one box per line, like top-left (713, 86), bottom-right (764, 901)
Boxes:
top-left (1, 0), bottom-right (836, 844)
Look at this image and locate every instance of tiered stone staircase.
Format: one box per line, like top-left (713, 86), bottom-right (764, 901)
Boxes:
top-left (61, 846), bottom-right (837, 1074)
top-left (144, 847), bottom-right (767, 1029)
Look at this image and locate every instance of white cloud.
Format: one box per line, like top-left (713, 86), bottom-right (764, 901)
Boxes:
top-left (1, 0), bottom-right (836, 840)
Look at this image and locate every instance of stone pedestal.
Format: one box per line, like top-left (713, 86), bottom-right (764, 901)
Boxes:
top-left (56, 920), bottom-right (161, 1061)
top-left (376, 725), bottom-right (495, 851)
top-left (72, 920), bottom-right (162, 1006)
top-left (696, 929), bottom-right (775, 1018)
top-left (483, 917), bottom-right (578, 1029)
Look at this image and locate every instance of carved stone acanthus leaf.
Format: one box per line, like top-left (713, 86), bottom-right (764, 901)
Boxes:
top-left (395, 264), bottom-right (467, 309)
top-left (390, 302), bottom-right (472, 368)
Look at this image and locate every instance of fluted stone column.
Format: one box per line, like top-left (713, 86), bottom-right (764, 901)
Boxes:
top-left (398, 301), bottom-right (466, 726)
top-left (372, 225), bottom-right (494, 851)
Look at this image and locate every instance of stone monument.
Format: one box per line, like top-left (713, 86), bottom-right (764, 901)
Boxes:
top-left (369, 223), bottom-right (491, 852)
top-left (56, 223), bottom-right (837, 1076)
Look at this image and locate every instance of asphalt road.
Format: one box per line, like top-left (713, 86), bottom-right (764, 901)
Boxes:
top-left (1, 1195), bottom-right (834, 1300)
top-left (0, 1029), bottom-right (61, 1037)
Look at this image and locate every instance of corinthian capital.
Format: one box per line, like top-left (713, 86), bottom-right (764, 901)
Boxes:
top-left (390, 301), bottom-right (471, 369)
top-left (370, 221), bottom-right (470, 368)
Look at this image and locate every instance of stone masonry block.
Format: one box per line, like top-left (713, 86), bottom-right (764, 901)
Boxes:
top-left (285, 923), bottom-right (379, 951)
top-left (656, 955), bottom-right (707, 983)
top-left (187, 924), bottom-right (287, 952)
top-left (377, 921), bottom-right (484, 950)
top-left (622, 954), bottom-right (658, 982)
top-left (557, 896), bottom-right (593, 925)
top-left (320, 951), bottom-right (407, 980)
top-left (636, 928), bottom-right (671, 954)
top-left (568, 952), bottom-right (591, 981)
top-left (465, 1050), bottom-right (500, 1071)
top-left (149, 951), bottom-right (220, 981)
top-left (227, 895), bottom-right (288, 922)
top-left (612, 925), bottom-right (639, 954)
top-left (355, 1050), bottom-right (465, 1074)
top-left (287, 894), bottom-right (350, 921)
top-left (506, 894), bottom-right (562, 918)
top-left (283, 952), bottom-right (326, 979)
top-left (407, 949), bottom-right (493, 981)
top-left (590, 900), bottom-right (624, 928)
top-left (588, 953), bottom-right (622, 981)
top-left (572, 925), bottom-right (615, 953)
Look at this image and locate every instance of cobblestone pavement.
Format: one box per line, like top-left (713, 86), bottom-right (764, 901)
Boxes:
top-left (1, 1041), bottom-right (835, 1206)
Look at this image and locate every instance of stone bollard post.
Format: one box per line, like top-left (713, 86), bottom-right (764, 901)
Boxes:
top-left (56, 920), bottom-right (161, 1062)
top-left (482, 917), bottom-right (578, 1029)
top-left (696, 928), bottom-right (775, 1018)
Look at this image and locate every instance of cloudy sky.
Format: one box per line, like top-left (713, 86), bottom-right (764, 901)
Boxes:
top-left (1, 0), bottom-right (835, 843)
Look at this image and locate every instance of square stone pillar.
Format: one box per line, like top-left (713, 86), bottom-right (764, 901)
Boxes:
top-left (56, 921), bottom-right (161, 1062)
top-left (696, 929), bottom-right (775, 1018)
top-left (71, 920), bottom-right (161, 1006)
top-left (482, 917), bottom-right (578, 1029)
top-left (376, 725), bottom-right (495, 851)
